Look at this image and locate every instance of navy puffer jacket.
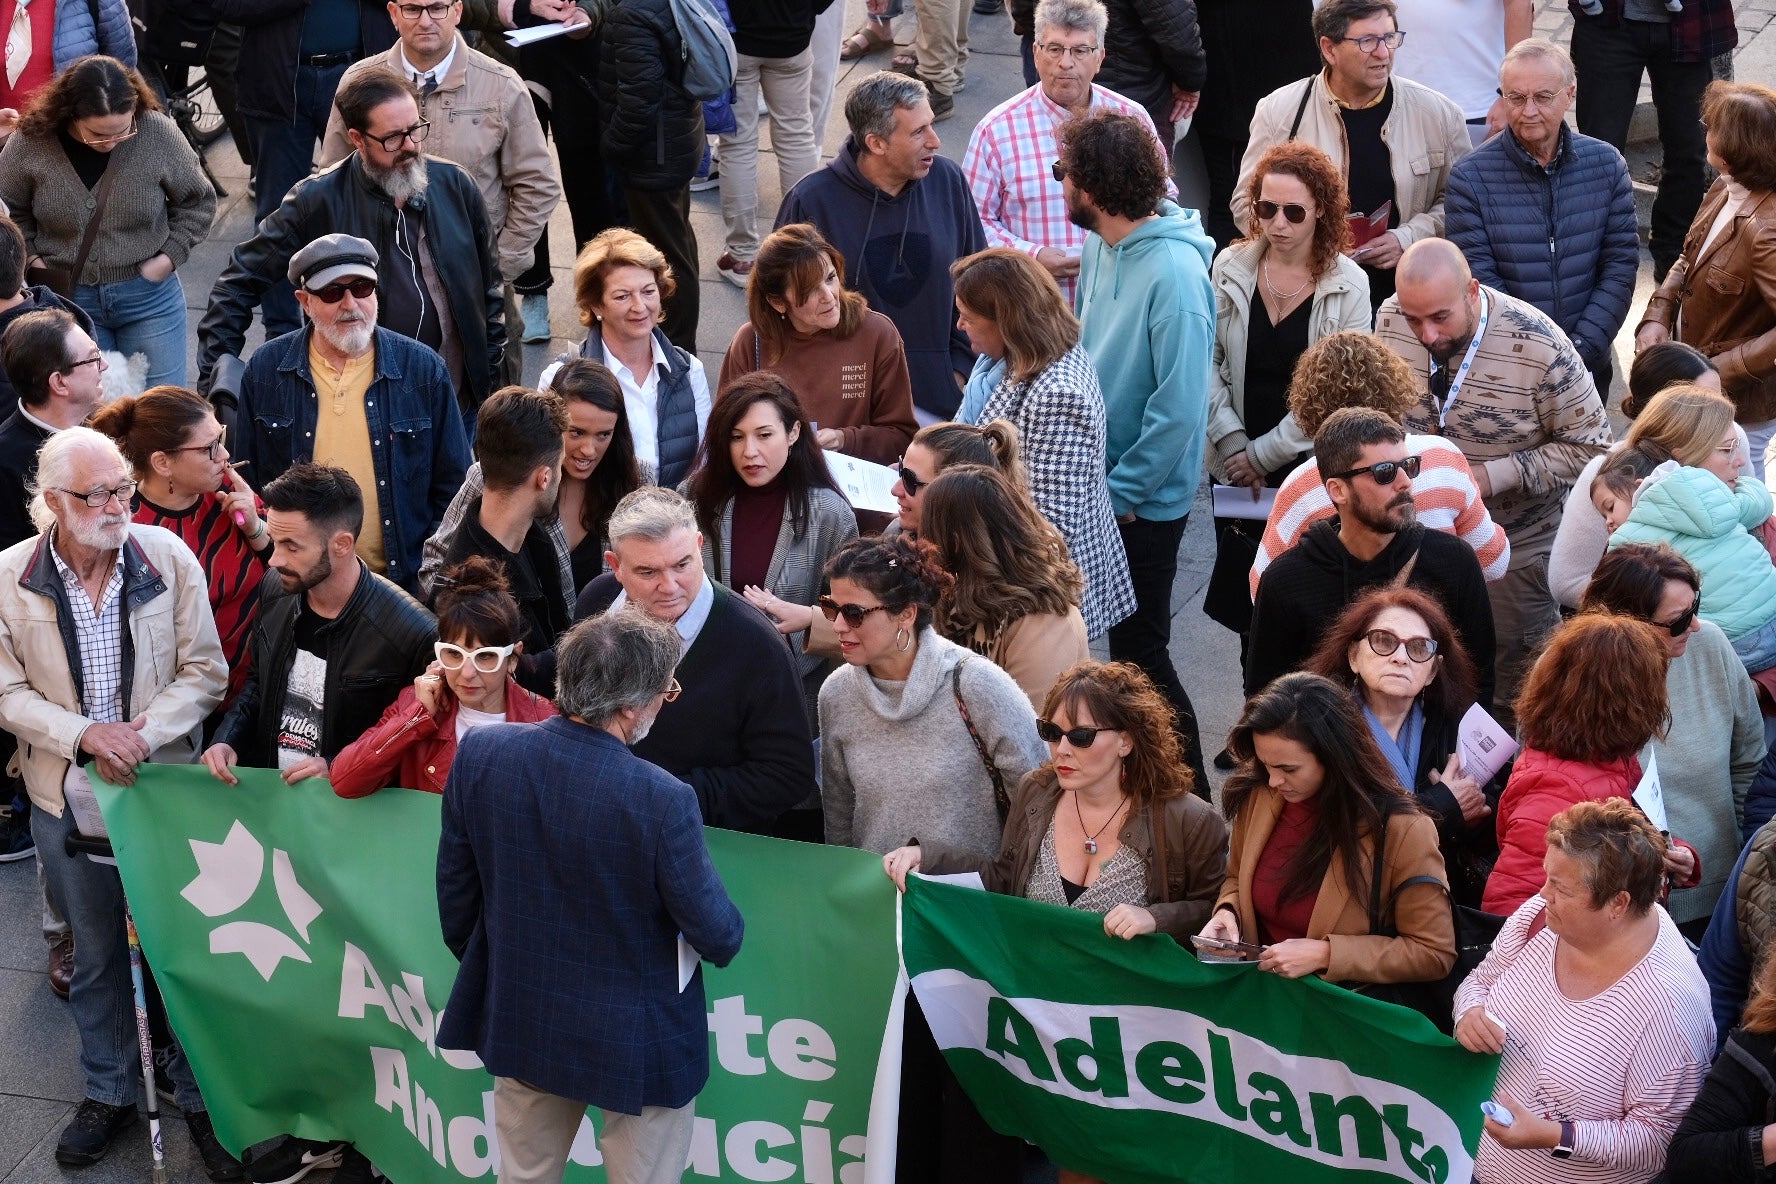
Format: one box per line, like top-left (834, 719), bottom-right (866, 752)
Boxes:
top-left (1444, 126), bottom-right (1639, 369)
top-left (598, 0), bottom-right (706, 192)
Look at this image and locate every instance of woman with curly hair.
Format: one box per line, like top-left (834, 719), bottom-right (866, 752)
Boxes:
top-left (718, 223), bottom-right (917, 466)
top-left (1483, 612), bottom-right (1701, 915)
top-left (0, 56), bottom-right (215, 388)
top-left (1303, 586), bottom-right (1499, 908)
top-left (1248, 330), bottom-right (1510, 598)
top-left (950, 247), bottom-right (1135, 639)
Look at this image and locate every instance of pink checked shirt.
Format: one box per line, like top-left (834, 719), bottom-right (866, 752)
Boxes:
top-left (962, 83), bottom-right (1177, 305)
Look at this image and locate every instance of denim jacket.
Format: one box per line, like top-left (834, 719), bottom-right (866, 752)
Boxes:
top-left (236, 325), bottom-right (471, 593)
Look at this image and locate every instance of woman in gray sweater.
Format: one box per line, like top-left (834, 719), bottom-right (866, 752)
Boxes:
top-left (818, 535), bottom-right (1045, 859)
top-left (0, 56), bottom-right (216, 389)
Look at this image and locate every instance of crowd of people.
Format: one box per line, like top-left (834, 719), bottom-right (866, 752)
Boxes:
top-left (0, 0), bottom-right (1773, 1181)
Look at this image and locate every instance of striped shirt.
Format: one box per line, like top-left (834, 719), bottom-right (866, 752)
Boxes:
top-left (962, 83), bottom-right (1175, 306)
top-left (1250, 434), bottom-right (1512, 598)
top-left (1453, 897), bottom-right (1715, 1184)
top-left (134, 491), bottom-right (265, 710)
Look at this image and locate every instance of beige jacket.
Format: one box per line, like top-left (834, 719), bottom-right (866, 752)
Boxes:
top-left (1207, 240), bottom-right (1373, 481)
top-left (320, 35), bottom-right (561, 281)
top-left (0, 526), bottom-right (227, 816)
top-left (1232, 71), bottom-right (1469, 247)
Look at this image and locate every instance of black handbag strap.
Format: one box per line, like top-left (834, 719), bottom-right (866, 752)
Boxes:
top-left (70, 161), bottom-right (121, 290)
top-left (1365, 813), bottom-right (1452, 936)
top-left (951, 658), bottom-right (1009, 822)
top-left (1288, 78), bottom-right (1315, 141)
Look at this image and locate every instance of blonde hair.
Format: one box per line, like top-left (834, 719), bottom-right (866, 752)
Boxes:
top-left (1625, 383), bottom-right (1737, 468)
top-left (573, 228), bottom-right (675, 328)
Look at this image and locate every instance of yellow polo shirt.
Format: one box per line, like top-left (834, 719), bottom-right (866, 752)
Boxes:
top-left (308, 343), bottom-right (386, 574)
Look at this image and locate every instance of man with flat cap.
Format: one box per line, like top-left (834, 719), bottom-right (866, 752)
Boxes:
top-left (232, 232), bottom-right (470, 595)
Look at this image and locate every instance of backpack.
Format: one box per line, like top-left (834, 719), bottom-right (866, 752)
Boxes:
top-left (665, 0), bottom-right (736, 102)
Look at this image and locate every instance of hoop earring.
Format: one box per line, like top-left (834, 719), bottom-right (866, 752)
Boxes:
top-left (895, 627), bottom-right (911, 652)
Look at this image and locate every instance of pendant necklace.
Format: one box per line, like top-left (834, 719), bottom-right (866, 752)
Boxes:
top-left (1075, 793), bottom-right (1127, 855)
top-left (1262, 260), bottom-right (1310, 304)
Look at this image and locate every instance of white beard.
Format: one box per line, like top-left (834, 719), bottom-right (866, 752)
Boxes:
top-left (367, 153), bottom-right (429, 206)
top-left (316, 312), bottom-right (375, 357)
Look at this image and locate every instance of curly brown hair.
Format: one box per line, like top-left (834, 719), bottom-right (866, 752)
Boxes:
top-left (1040, 660), bottom-right (1191, 806)
top-left (1286, 330), bottom-right (1422, 438)
top-left (1057, 112), bottom-right (1167, 222)
top-left (18, 56), bottom-right (159, 139)
top-left (1237, 141), bottom-right (1352, 278)
top-left (1302, 586), bottom-right (1479, 722)
top-left (1516, 613), bottom-right (1670, 763)
top-left (825, 534), bottom-right (956, 634)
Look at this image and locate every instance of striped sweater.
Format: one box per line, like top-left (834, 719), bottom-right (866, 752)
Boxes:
top-left (1453, 896), bottom-right (1715, 1184)
top-left (1375, 285), bottom-right (1613, 540)
top-left (1251, 434), bottom-right (1511, 598)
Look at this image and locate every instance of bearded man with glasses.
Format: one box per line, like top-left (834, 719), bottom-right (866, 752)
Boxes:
top-left (199, 69), bottom-right (507, 424)
top-left (1247, 407), bottom-right (1496, 708)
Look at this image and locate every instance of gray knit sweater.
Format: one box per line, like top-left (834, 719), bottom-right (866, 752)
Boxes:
top-left (818, 627), bottom-right (1044, 858)
top-left (0, 111), bottom-right (216, 285)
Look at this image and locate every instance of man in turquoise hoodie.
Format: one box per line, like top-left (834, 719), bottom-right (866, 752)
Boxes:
top-left (1060, 111), bottom-right (1215, 792)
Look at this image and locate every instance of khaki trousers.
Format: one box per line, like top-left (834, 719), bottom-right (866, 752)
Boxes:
top-left (493, 1077), bottom-right (696, 1184)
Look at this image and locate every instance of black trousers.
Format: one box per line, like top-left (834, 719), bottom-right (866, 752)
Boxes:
top-left (1571, 16), bottom-right (1711, 277)
top-left (1198, 127), bottom-right (1247, 251)
top-left (1107, 513), bottom-right (1209, 797)
top-left (621, 184), bottom-right (700, 354)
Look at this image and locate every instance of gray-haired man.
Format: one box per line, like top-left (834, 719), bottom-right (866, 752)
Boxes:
top-left (573, 487), bottom-right (815, 833)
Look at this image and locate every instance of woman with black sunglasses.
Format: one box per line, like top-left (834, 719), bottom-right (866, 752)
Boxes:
top-left (1581, 543), bottom-right (1762, 937)
top-left (1302, 586), bottom-right (1500, 910)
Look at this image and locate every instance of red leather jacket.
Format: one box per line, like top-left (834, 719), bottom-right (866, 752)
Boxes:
top-left (330, 677), bottom-right (557, 798)
top-left (1484, 747), bottom-right (1701, 915)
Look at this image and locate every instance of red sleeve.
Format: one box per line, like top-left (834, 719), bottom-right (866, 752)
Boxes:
top-left (330, 690), bottom-right (439, 799)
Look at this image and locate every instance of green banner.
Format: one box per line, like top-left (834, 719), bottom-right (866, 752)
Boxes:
top-left (93, 765), bottom-right (903, 1184)
top-left (901, 875), bottom-right (1499, 1184)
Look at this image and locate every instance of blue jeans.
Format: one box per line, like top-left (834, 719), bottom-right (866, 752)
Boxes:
top-left (74, 272), bottom-right (189, 390)
top-left (31, 802), bottom-right (204, 1111)
top-left (247, 60), bottom-right (350, 336)
top-left (1733, 617), bottom-right (1776, 677)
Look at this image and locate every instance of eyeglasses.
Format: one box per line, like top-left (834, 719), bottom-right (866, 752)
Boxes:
top-left (1051, 160), bottom-right (1067, 183)
top-left (1035, 42), bottom-right (1098, 61)
top-left (169, 433), bottom-right (227, 462)
top-left (394, 0), bottom-right (456, 16)
top-left (1502, 89), bottom-right (1566, 111)
top-left (56, 481), bottom-right (137, 508)
top-left (367, 120), bottom-right (430, 152)
top-left (1036, 719), bottom-right (1111, 747)
top-left (1328, 455), bottom-right (1422, 485)
top-left (434, 640), bottom-right (517, 673)
top-left (1254, 199), bottom-right (1311, 224)
top-left (77, 120), bottom-right (138, 147)
top-left (308, 276), bottom-right (378, 303)
top-left (1340, 30), bottom-right (1406, 52)
top-left (61, 354), bottom-right (104, 375)
top-left (818, 596), bottom-right (890, 628)
top-left (1363, 629), bottom-right (1438, 663)
top-left (895, 457), bottom-right (929, 495)
top-left (661, 677), bottom-right (682, 703)
top-left (1653, 595), bottom-right (1701, 638)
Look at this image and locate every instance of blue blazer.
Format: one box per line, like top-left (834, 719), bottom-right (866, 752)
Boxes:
top-left (437, 716), bottom-right (744, 1112)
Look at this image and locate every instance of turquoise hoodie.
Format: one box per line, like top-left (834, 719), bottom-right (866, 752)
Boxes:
top-left (1609, 466), bottom-right (1776, 642)
top-left (1075, 200), bottom-right (1216, 521)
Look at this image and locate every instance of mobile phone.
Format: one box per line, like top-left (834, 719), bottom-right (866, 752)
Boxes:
top-left (1189, 934), bottom-right (1265, 959)
top-left (1480, 1101), bottom-right (1514, 1127)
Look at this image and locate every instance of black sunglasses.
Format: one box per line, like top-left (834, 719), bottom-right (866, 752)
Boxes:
top-left (1051, 160), bottom-right (1066, 183)
top-left (1655, 595), bottom-right (1701, 638)
top-left (1254, 199), bottom-right (1310, 224)
top-left (309, 276), bottom-right (377, 303)
top-left (895, 457), bottom-right (928, 495)
top-left (1036, 719), bottom-right (1109, 747)
top-left (818, 595), bottom-right (889, 628)
top-left (1364, 629), bottom-right (1439, 663)
top-left (1328, 455), bottom-right (1422, 485)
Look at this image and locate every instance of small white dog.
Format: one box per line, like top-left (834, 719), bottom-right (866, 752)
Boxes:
top-left (97, 350), bottom-right (149, 404)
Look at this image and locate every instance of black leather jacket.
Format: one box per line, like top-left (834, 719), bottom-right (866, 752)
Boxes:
top-left (196, 153), bottom-right (505, 411)
top-left (1095, 0), bottom-right (1206, 131)
top-left (213, 563), bottom-right (437, 766)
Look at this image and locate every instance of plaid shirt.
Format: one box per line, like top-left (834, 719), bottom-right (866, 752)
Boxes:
top-left (962, 83), bottom-right (1177, 304)
top-left (49, 535), bottom-right (126, 726)
top-left (1569, 0), bottom-right (1739, 63)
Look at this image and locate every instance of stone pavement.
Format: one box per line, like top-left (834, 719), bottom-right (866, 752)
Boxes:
top-left (2, 1), bottom-right (1768, 1179)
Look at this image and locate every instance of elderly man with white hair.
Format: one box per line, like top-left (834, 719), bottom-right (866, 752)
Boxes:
top-left (0, 427), bottom-right (230, 1173)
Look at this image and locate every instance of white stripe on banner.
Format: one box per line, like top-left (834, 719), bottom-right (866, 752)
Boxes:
top-left (911, 969), bottom-right (1475, 1184)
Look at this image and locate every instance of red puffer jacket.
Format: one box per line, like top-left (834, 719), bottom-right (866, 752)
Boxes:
top-left (330, 678), bottom-right (557, 798)
top-left (1483, 747), bottom-right (1701, 915)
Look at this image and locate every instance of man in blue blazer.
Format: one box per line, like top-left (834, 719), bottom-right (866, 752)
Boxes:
top-left (437, 610), bottom-right (744, 1184)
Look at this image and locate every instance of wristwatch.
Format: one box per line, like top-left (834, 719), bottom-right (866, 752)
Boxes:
top-left (1549, 1121), bottom-right (1576, 1160)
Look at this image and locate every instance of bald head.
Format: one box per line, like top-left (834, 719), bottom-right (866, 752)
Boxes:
top-left (1396, 238), bottom-right (1472, 288)
top-left (1394, 240), bottom-right (1483, 365)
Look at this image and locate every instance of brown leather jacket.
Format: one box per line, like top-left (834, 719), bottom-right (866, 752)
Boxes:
top-left (916, 766), bottom-right (1230, 939)
top-left (1640, 180), bottom-right (1776, 422)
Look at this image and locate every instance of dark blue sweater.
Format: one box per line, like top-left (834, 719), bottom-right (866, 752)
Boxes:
top-left (1445, 126), bottom-right (1639, 368)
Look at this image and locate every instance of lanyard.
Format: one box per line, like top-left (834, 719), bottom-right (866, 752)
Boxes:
top-left (1431, 290), bottom-right (1488, 429)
